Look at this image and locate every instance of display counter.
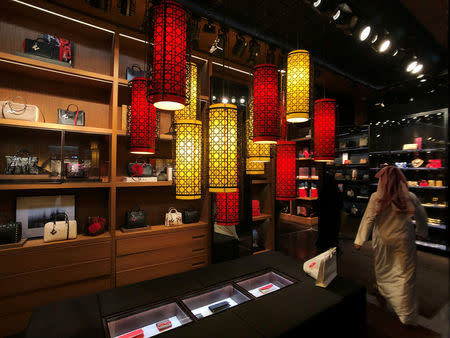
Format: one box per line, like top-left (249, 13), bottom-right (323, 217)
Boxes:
top-left (25, 252), bottom-right (366, 337)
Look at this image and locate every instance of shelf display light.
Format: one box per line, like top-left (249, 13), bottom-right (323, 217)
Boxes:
top-left (276, 140), bottom-right (296, 200)
top-left (175, 62), bottom-right (198, 121)
top-left (175, 119), bottom-right (202, 199)
top-left (128, 77), bottom-right (156, 154)
top-left (286, 50), bottom-right (310, 123)
top-left (148, 0), bottom-right (188, 111)
top-left (209, 103), bottom-right (238, 192)
top-left (314, 98), bottom-right (336, 162)
top-left (253, 64), bottom-right (280, 143)
top-left (247, 100), bottom-right (271, 162)
top-left (216, 189), bottom-right (240, 226)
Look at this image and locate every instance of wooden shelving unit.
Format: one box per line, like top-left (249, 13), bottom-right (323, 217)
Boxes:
top-left (252, 213), bottom-right (272, 221)
top-left (115, 180), bottom-right (173, 188)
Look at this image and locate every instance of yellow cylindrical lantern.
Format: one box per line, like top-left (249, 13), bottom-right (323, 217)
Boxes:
top-left (209, 103), bottom-right (238, 193)
top-left (247, 100), bottom-right (271, 162)
top-left (246, 160), bottom-right (265, 175)
top-left (175, 62), bottom-right (198, 121)
top-left (175, 119), bottom-right (202, 199)
top-left (286, 49), bottom-right (310, 123)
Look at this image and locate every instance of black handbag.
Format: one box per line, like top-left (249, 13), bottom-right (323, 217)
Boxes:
top-left (126, 65), bottom-right (146, 81)
top-left (125, 208), bottom-right (146, 229)
top-left (57, 104), bottom-right (85, 126)
top-left (127, 162), bottom-right (153, 177)
top-left (5, 150), bottom-right (39, 175)
top-left (0, 216), bottom-right (22, 245)
top-left (24, 38), bottom-right (59, 60)
top-left (183, 209), bottom-right (200, 224)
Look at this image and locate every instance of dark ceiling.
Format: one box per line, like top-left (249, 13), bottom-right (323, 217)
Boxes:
top-left (179, 0), bottom-right (448, 89)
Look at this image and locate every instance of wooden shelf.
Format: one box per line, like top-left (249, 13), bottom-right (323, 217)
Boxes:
top-left (291, 137), bottom-right (312, 142)
top-left (252, 214), bottom-right (271, 221)
top-left (279, 213), bottom-right (318, 226)
top-left (296, 197), bottom-right (318, 201)
top-left (253, 249), bottom-right (271, 255)
top-left (117, 129), bottom-right (173, 140)
top-left (252, 179), bottom-right (270, 184)
top-left (296, 177), bottom-right (319, 181)
top-left (116, 221), bottom-right (208, 239)
top-left (115, 180), bottom-right (173, 188)
top-left (0, 118), bottom-right (114, 135)
top-left (0, 52), bottom-right (113, 88)
top-left (0, 181), bottom-right (111, 190)
top-left (296, 158), bottom-right (314, 161)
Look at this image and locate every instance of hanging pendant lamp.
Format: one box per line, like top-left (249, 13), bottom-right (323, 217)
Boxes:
top-left (175, 119), bottom-right (202, 199)
top-left (246, 160), bottom-right (265, 175)
top-left (216, 189), bottom-right (240, 226)
top-left (175, 62), bottom-right (198, 121)
top-left (129, 77), bottom-right (156, 154)
top-left (276, 140), bottom-right (296, 200)
top-left (286, 49), bottom-right (310, 123)
top-left (314, 98), bottom-right (336, 162)
top-left (209, 103), bottom-right (238, 193)
top-left (149, 0), bottom-right (188, 111)
top-left (253, 64), bottom-right (280, 143)
top-left (247, 99), bottom-right (271, 163)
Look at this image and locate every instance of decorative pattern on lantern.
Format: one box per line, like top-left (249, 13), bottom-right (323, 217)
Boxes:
top-left (209, 103), bottom-right (238, 193)
top-left (149, 0), bottom-right (188, 111)
top-left (253, 64), bottom-right (280, 143)
top-left (175, 62), bottom-right (198, 121)
top-left (216, 189), bottom-right (240, 226)
top-left (247, 100), bottom-right (271, 162)
top-left (175, 119), bottom-right (202, 199)
top-left (246, 160), bottom-right (265, 175)
top-left (128, 77), bottom-right (156, 154)
top-left (276, 140), bottom-right (296, 200)
top-left (314, 98), bottom-right (336, 162)
top-left (286, 50), bottom-right (310, 123)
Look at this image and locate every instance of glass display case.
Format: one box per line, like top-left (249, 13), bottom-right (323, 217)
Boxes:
top-left (236, 270), bottom-right (294, 298)
top-left (181, 284), bottom-right (250, 319)
top-left (105, 301), bottom-right (192, 338)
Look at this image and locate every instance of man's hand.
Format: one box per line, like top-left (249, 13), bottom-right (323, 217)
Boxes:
top-left (354, 243), bottom-right (362, 250)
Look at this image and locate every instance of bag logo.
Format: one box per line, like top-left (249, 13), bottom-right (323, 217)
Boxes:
top-left (32, 43), bottom-right (40, 51)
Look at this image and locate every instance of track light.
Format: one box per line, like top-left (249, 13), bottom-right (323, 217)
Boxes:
top-left (247, 38), bottom-right (260, 66)
top-left (406, 60), bottom-right (418, 72)
top-left (377, 39), bottom-right (391, 53)
top-left (370, 34), bottom-right (378, 44)
top-left (332, 4), bottom-right (353, 26)
top-left (359, 26), bottom-right (371, 41)
top-left (232, 33), bottom-right (247, 57)
top-left (411, 63), bottom-right (423, 74)
top-left (417, 74), bottom-right (424, 79)
top-left (392, 49), bottom-right (398, 56)
top-left (209, 27), bottom-right (227, 56)
top-left (312, 0), bottom-right (339, 14)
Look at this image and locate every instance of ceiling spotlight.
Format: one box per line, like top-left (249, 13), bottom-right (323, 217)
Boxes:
top-left (232, 33), bottom-right (247, 58)
top-left (370, 34), bottom-right (378, 44)
top-left (222, 97), bottom-right (229, 104)
top-left (378, 39), bottom-right (391, 53)
top-left (359, 26), bottom-right (371, 41)
top-left (417, 74), bottom-right (424, 79)
top-left (332, 9), bottom-right (341, 21)
top-left (313, 0), bottom-right (322, 8)
top-left (312, 0), bottom-right (339, 13)
top-left (209, 27), bottom-right (227, 56)
top-left (411, 63), bottom-right (423, 74)
top-left (420, 78), bottom-right (427, 82)
top-left (239, 97), bottom-right (245, 104)
top-left (392, 49), bottom-right (398, 56)
top-left (247, 38), bottom-right (260, 66)
top-left (231, 97), bottom-right (236, 103)
top-left (212, 95), bottom-right (217, 101)
top-left (406, 60), bottom-right (418, 72)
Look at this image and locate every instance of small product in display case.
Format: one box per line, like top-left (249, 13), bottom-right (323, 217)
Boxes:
top-left (105, 301), bottom-right (192, 338)
top-left (236, 270), bottom-right (294, 298)
top-left (181, 284), bottom-right (250, 318)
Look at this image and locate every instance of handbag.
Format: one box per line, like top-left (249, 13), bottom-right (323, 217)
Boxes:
top-left (24, 38), bottom-right (59, 60)
top-left (125, 208), bottom-right (146, 229)
top-left (0, 216), bottom-right (22, 245)
top-left (85, 216), bottom-right (107, 236)
top-left (1, 97), bottom-right (40, 122)
top-left (359, 137), bottom-right (368, 147)
top-left (182, 209), bottom-right (200, 224)
top-left (402, 144), bottom-right (418, 150)
top-left (5, 150), bottom-right (39, 175)
top-left (126, 65), bottom-right (146, 81)
top-left (66, 162), bottom-right (89, 178)
top-left (127, 162), bottom-right (153, 177)
top-left (42, 34), bottom-right (74, 65)
top-left (252, 200), bottom-right (261, 217)
top-left (303, 247), bottom-right (337, 288)
top-left (57, 104), bottom-right (85, 126)
top-left (395, 162), bottom-right (407, 169)
top-left (426, 159), bottom-right (442, 168)
top-left (411, 159), bottom-right (424, 168)
top-left (43, 214), bottom-right (77, 243)
top-left (165, 208), bottom-right (182, 226)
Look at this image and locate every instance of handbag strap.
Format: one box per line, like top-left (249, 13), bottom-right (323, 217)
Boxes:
top-left (65, 104), bottom-right (80, 126)
top-left (169, 208), bottom-right (178, 213)
top-left (6, 96), bottom-right (28, 115)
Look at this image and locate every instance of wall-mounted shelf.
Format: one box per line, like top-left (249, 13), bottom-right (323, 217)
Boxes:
top-left (370, 183), bottom-right (447, 190)
top-left (252, 214), bottom-right (271, 222)
top-left (252, 179), bottom-right (270, 185)
top-left (290, 137), bottom-right (312, 142)
top-left (370, 167), bottom-right (447, 171)
top-left (115, 180), bottom-right (173, 188)
top-left (115, 222), bottom-right (208, 239)
top-left (0, 181), bottom-right (111, 190)
top-left (296, 197), bottom-right (318, 201)
top-left (412, 220), bottom-right (447, 230)
top-left (422, 204), bottom-right (447, 209)
top-left (370, 148), bottom-right (446, 155)
top-left (335, 147), bottom-right (368, 153)
top-left (296, 177), bottom-right (319, 181)
top-left (415, 240), bottom-right (448, 252)
top-left (279, 213), bottom-right (318, 226)
top-left (296, 158), bottom-right (314, 161)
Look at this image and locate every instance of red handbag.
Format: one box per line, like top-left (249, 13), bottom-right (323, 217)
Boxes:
top-left (426, 159), bottom-right (442, 168)
top-left (298, 187), bottom-right (308, 198)
top-left (310, 188), bottom-right (318, 198)
top-left (419, 180), bottom-right (428, 187)
top-left (252, 200), bottom-right (261, 217)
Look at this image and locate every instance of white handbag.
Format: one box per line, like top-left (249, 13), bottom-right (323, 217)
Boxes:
top-left (44, 217), bottom-right (77, 243)
top-left (303, 247), bottom-right (337, 288)
top-left (1, 97), bottom-right (41, 122)
top-left (164, 208), bottom-right (182, 227)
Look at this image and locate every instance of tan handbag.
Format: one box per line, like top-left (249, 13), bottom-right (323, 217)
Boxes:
top-left (1, 97), bottom-right (42, 122)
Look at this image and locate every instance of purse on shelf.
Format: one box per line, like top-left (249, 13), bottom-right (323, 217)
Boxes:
top-left (66, 162), bottom-right (89, 178)
top-left (57, 104), bottom-right (85, 126)
top-left (402, 144), bottom-right (418, 150)
top-left (426, 159), bottom-right (442, 168)
top-left (127, 162), bottom-right (153, 177)
top-left (182, 209), bottom-right (200, 224)
top-left (1, 97), bottom-right (41, 122)
top-left (126, 65), bottom-right (146, 81)
top-left (43, 213), bottom-right (77, 243)
top-left (0, 216), bottom-right (22, 245)
top-left (5, 150), bottom-right (39, 175)
top-left (85, 216), bottom-right (107, 236)
top-left (125, 208), bottom-right (146, 229)
top-left (411, 159), bottom-right (424, 168)
top-left (395, 162), bottom-right (407, 169)
top-left (165, 208), bottom-right (182, 227)
top-left (359, 137), bottom-right (368, 147)
top-left (252, 200), bottom-right (261, 217)
top-left (24, 38), bottom-right (59, 60)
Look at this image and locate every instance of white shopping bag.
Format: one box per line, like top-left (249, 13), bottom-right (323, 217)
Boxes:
top-left (303, 247), bottom-right (337, 288)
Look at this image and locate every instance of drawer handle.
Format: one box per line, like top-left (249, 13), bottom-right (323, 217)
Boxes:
top-left (192, 261), bottom-right (205, 267)
top-left (192, 248), bottom-right (204, 253)
top-left (192, 235), bottom-right (205, 239)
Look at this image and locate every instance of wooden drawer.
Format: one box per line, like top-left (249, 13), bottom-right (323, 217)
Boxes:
top-left (116, 228), bottom-right (207, 256)
top-left (117, 240), bottom-right (206, 272)
top-left (116, 255), bottom-right (207, 287)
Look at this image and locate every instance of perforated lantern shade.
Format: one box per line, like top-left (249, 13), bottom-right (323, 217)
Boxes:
top-left (314, 98), bottom-right (336, 162)
top-left (129, 77), bottom-right (156, 154)
top-left (253, 64), bottom-right (280, 143)
top-left (246, 160), bottom-right (265, 175)
top-left (175, 119), bottom-right (202, 199)
top-left (286, 50), bottom-right (310, 123)
top-left (175, 62), bottom-right (198, 121)
top-left (276, 140), bottom-right (296, 200)
top-left (209, 103), bottom-right (238, 193)
top-left (216, 189), bottom-right (239, 226)
top-left (247, 100), bottom-right (271, 162)
top-left (150, 0), bottom-right (187, 111)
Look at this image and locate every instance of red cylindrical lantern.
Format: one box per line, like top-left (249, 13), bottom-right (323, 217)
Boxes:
top-left (150, 0), bottom-right (188, 111)
top-left (276, 140), bottom-right (296, 200)
top-left (129, 77), bottom-right (156, 154)
top-left (253, 64), bottom-right (280, 144)
top-left (314, 98), bottom-right (336, 162)
top-left (216, 189), bottom-right (239, 226)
